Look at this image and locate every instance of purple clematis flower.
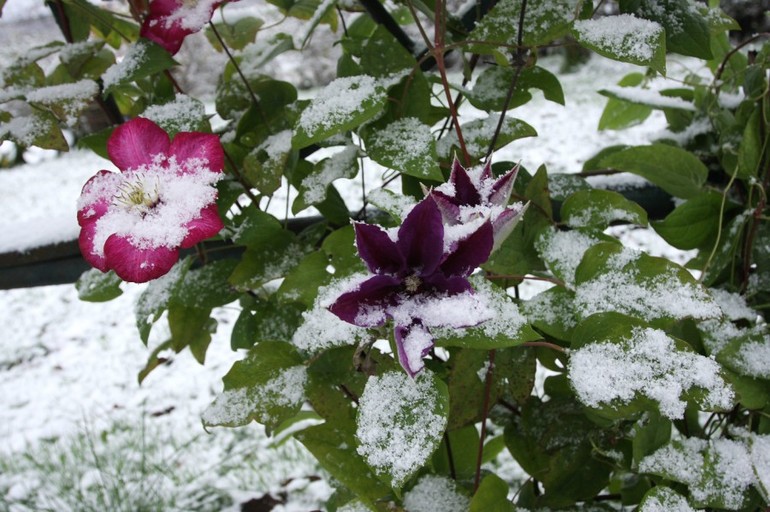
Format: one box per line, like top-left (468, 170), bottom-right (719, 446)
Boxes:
top-left (329, 196), bottom-right (494, 376)
top-left (431, 157), bottom-right (527, 251)
top-left (77, 117), bottom-right (224, 283)
top-left (140, 0), bottom-right (234, 55)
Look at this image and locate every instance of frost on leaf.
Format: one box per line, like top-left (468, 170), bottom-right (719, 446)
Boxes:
top-left (573, 15), bottom-right (664, 67)
top-left (638, 486), bottom-right (696, 512)
top-left (535, 227), bottom-right (601, 287)
top-left (355, 370), bottom-right (448, 489)
top-left (569, 327), bottom-right (733, 419)
top-left (403, 475), bottom-right (470, 512)
top-left (639, 437), bottom-right (757, 509)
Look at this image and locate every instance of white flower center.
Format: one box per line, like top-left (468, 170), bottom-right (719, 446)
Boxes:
top-left (112, 173), bottom-right (161, 216)
top-left (404, 275), bottom-right (422, 293)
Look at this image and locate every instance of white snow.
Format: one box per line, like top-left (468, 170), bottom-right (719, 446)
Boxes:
top-left (403, 474), bottom-right (470, 512)
top-left (574, 15), bottom-right (664, 63)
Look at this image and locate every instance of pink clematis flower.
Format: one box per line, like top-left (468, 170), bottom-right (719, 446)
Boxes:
top-left (77, 117), bottom-right (225, 283)
top-left (140, 0), bottom-right (232, 55)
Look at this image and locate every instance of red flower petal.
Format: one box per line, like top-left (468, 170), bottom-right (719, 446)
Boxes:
top-left (169, 132), bottom-right (225, 174)
top-left (180, 203), bottom-right (224, 248)
top-left (354, 222), bottom-right (403, 275)
top-left (103, 234), bottom-right (179, 283)
top-left (108, 118), bottom-right (170, 172)
top-left (78, 221), bottom-right (108, 272)
top-left (77, 170), bottom-right (117, 226)
top-left (397, 197), bottom-right (444, 276)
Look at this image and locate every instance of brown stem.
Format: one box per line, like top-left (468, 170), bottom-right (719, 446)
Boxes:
top-left (339, 384), bottom-right (359, 404)
top-left (474, 349), bottom-right (496, 491)
top-left (223, 150), bottom-right (260, 205)
top-left (522, 340), bottom-right (566, 353)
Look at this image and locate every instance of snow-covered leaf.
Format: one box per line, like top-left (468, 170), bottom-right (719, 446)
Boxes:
top-left (76, 268), bottom-right (123, 302)
top-left (364, 118), bottom-right (442, 181)
top-left (560, 189), bottom-right (647, 228)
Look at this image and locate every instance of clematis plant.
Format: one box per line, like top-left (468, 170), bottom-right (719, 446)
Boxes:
top-left (329, 196), bottom-right (495, 376)
top-left (140, 0), bottom-right (232, 55)
top-left (431, 158), bottom-right (527, 250)
top-left (77, 117), bottom-right (224, 283)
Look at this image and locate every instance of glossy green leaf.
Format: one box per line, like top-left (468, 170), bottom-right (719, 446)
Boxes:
top-left (599, 143), bottom-right (708, 199)
top-left (561, 189), bottom-right (648, 228)
top-left (652, 191), bottom-right (731, 250)
top-left (205, 17), bottom-right (263, 52)
top-left (76, 269), bottom-right (123, 302)
top-left (598, 73), bottom-right (653, 130)
top-left (467, 65), bottom-right (565, 112)
top-left (470, 473), bottom-right (515, 512)
top-left (631, 411), bottom-right (671, 466)
top-left (167, 305), bottom-right (216, 363)
top-left (103, 40), bottom-right (177, 94)
top-left (134, 258), bottom-right (193, 344)
top-left (621, 0), bottom-right (712, 59)
top-left (364, 118), bottom-right (442, 181)
top-left (573, 15), bottom-right (666, 74)
top-left (360, 25), bottom-right (415, 78)
top-left (203, 341), bottom-right (306, 431)
top-left (292, 75), bottom-right (387, 149)
top-left (437, 115), bottom-right (537, 161)
top-left (432, 424), bottom-right (480, 480)
top-left (278, 250), bottom-right (333, 307)
top-left (737, 108), bottom-right (763, 179)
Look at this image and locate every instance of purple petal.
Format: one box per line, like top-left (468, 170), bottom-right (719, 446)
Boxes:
top-left (397, 197), bottom-right (445, 275)
top-left (168, 132), bottom-right (225, 174)
top-left (492, 203), bottom-right (528, 251)
top-left (489, 163), bottom-right (520, 206)
top-left (440, 220), bottom-right (494, 276)
top-left (479, 159), bottom-right (493, 181)
top-left (180, 203), bottom-right (224, 248)
top-left (421, 273), bottom-right (473, 296)
top-left (108, 118), bottom-right (170, 172)
top-left (394, 321), bottom-right (434, 377)
top-left (449, 157), bottom-right (481, 205)
top-left (354, 222), bottom-right (403, 275)
top-left (431, 191), bottom-right (461, 224)
top-left (103, 234), bottom-right (179, 283)
top-left (328, 275), bottom-right (402, 326)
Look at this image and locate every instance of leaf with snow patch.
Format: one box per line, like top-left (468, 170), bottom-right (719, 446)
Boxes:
top-left (0, 111), bottom-right (68, 151)
top-left (598, 73), bottom-right (653, 130)
top-left (268, 0), bottom-right (337, 29)
top-left (437, 114), bottom-right (536, 160)
top-left (134, 257), bottom-right (193, 345)
top-left (141, 95), bottom-right (208, 136)
top-left (561, 189), bottom-right (647, 229)
top-left (171, 259), bottom-right (240, 310)
top-left (574, 243), bottom-right (721, 323)
top-left (468, 0), bottom-right (578, 52)
top-left (364, 118), bottom-right (442, 181)
top-left (466, 65), bottom-right (565, 112)
top-left (638, 486), bottom-right (696, 512)
top-left (599, 143), bottom-right (707, 199)
top-left (716, 331), bottom-right (770, 381)
top-left (631, 410), bottom-right (672, 467)
top-left (102, 40), bottom-right (177, 94)
top-left (292, 75), bottom-right (387, 149)
top-left (620, 0), bottom-right (712, 59)
top-left (294, 144), bottom-right (359, 208)
top-left (76, 269), bottom-right (123, 302)
top-left (639, 437), bottom-right (755, 509)
top-left (360, 25), bottom-right (415, 78)
top-left (356, 370), bottom-right (449, 490)
top-left (749, 433), bottom-right (770, 503)
top-left (535, 226), bottom-right (613, 286)
top-left (278, 250), bottom-right (333, 307)
top-left (569, 313), bottom-right (734, 420)
top-left (548, 173), bottom-right (591, 202)
top-left (522, 286), bottom-right (578, 342)
top-left (203, 341), bottom-right (306, 432)
top-left (26, 79), bottom-right (100, 125)
top-left (572, 15), bottom-right (666, 75)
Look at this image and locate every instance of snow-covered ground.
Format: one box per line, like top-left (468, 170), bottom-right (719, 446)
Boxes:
top-left (0, 1), bottom-right (705, 507)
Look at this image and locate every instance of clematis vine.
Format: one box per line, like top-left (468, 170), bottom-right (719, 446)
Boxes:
top-left (140, 0), bottom-right (233, 55)
top-left (77, 117), bottom-right (224, 283)
top-left (431, 158), bottom-right (527, 250)
top-left (329, 196), bottom-right (495, 376)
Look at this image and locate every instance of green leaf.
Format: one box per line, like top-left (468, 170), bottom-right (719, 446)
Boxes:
top-left (573, 15), bottom-right (666, 74)
top-left (360, 25), bottom-right (415, 78)
top-left (103, 40), bottom-right (177, 93)
top-left (76, 269), bottom-right (123, 302)
top-left (737, 107), bottom-right (763, 179)
top-left (467, 66), bottom-right (565, 112)
top-left (202, 342), bottom-right (306, 431)
top-left (171, 260), bottom-right (240, 310)
top-left (548, 173), bottom-right (591, 202)
top-left (292, 75), bottom-right (387, 148)
top-left (205, 17), bottom-right (263, 52)
top-left (505, 396), bottom-right (612, 507)
top-left (356, 370), bottom-right (449, 490)
top-left (0, 111), bottom-right (69, 151)
top-left (432, 425), bottom-right (480, 480)
top-left (278, 250), bottom-right (333, 307)
top-left (598, 73), bottom-right (653, 130)
top-left (560, 189), bottom-right (648, 228)
top-left (631, 411), bottom-right (672, 467)
top-left (522, 286), bottom-right (578, 341)
top-left (468, 0), bottom-right (578, 50)
top-left (296, 422), bottom-right (391, 504)
top-left (322, 225), bottom-right (367, 277)
top-left (470, 474), bottom-right (515, 512)
top-left (231, 296), bottom-right (305, 349)
top-left (652, 191), bottom-right (731, 250)
top-left (167, 305), bottom-right (216, 363)
top-left (638, 486), bottom-right (695, 512)
top-left (134, 258), bottom-right (192, 344)
top-left (599, 143), bottom-right (708, 199)
top-left (363, 118), bottom-right (442, 181)
top-left (294, 145), bottom-right (359, 208)
top-left (437, 114), bottom-right (537, 161)
top-left (621, 0), bottom-right (712, 59)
